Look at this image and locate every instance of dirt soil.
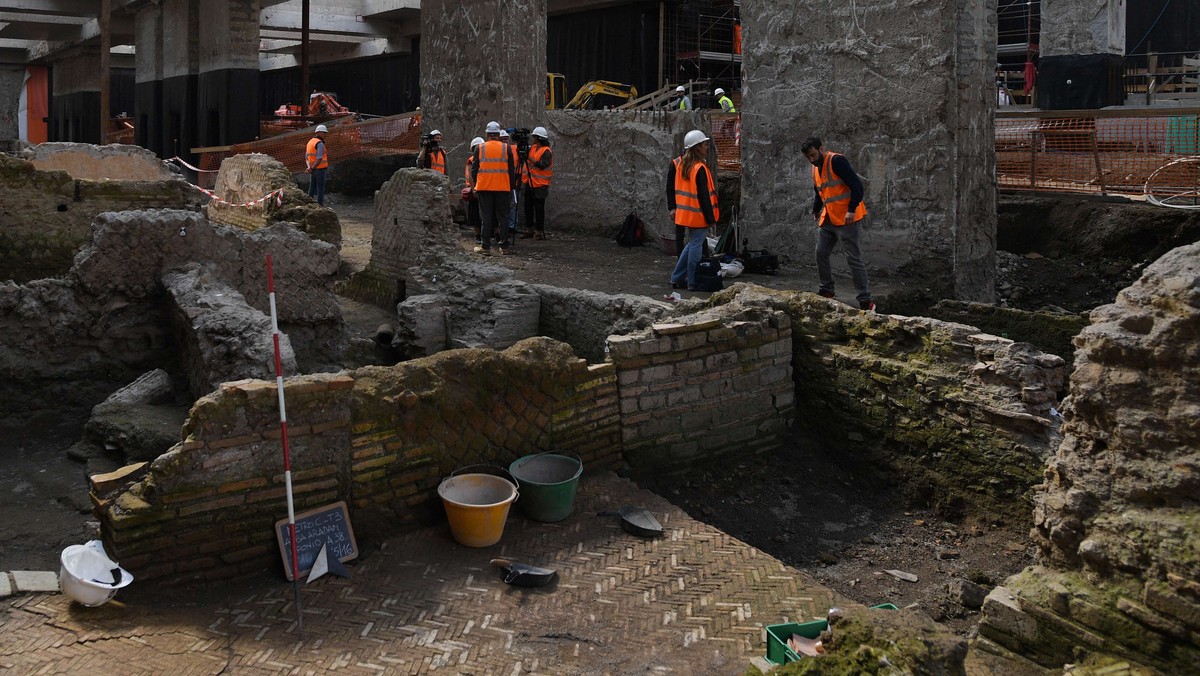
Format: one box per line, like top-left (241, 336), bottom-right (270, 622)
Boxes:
top-left (3, 191), bottom-right (1161, 642)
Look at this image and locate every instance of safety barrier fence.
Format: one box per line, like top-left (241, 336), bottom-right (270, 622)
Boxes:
top-left (194, 112), bottom-right (422, 188)
top-left (997, 109), bottom-right (1200, 205)
top-left (710, 112), bottom-right (740, 172)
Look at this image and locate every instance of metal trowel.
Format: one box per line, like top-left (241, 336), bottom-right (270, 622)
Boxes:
top-left (490, 558), bottom-right (558, 587)
top-left (598, 506), bottom-right (664, 538)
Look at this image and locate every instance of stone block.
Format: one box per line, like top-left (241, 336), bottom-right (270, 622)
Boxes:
top-left (11, 570), bottom-right (59, 593)
top-left (981, 586), bottom-right (1038, 642)
top-left (0, 573), bottom-right (11, 598)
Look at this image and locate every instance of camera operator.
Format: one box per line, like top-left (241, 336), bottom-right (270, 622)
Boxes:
top-left (418, 129), bottom-right (446, 175)
top-left (519, 127), bottom-right (552, 240)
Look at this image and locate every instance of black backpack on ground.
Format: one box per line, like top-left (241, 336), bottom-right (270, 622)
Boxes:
top-left (615, 212), bottom-right (645, 247)
top-left (694, 257), bottom-right (724, 292)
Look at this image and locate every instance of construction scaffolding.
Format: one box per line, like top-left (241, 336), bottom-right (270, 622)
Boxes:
top-left (664, 0), bottom-right (741, 104)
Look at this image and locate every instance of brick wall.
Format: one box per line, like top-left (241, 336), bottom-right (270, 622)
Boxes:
top-left (607, 310), bottom-right (795, 472)
top-left (206, 153), bottom-right (340, 248)
top-left (95, 338), bottom-right (624, 581)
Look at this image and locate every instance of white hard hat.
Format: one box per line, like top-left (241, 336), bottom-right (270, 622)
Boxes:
top-left (714, 88), bottom-right (725, 96)
top-left (430, 129), bottom-right (442, 136)
top-left (675, 85), bottom-right (685, 93)
top-left (499, 129), bottom-right (509, 138)
top-left (485, 121), bottom-right (501, 134)
top-left (532, 126), bottom-right (549, 139)
top-left (683, 129), bottom-right (710, 150)
top-left (470, 136), bottom-right (484, 149)
top-left (314, 124), bottom-right (328, 133)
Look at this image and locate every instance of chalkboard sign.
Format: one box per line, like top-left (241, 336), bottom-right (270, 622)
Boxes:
top-left (275, 501), bottom-right (358, 581)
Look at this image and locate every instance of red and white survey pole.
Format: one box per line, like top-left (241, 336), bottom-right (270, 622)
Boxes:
top-left (266, 254), bottom-right (303, 638)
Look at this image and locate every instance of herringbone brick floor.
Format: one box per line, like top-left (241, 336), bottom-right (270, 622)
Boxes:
top-left (1, 474), bottom-right (838, 675)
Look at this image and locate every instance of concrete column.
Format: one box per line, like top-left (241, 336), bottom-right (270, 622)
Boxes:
top-left (1037, 0), bottom-right (1126, 109)
top-left (160, 0), bottom-right (199, 158)
top-left (134, 4), bottom-right (164, 155)
top-left (1041, 0), bottom-right (1126, 56)
top-left (740, 0), bottom-right (997, 306)
top-left (196, 0), bottom-right (260, 148)
top-left (419, 0), bottom-right (548, 183)
top-left (50, 48), bottom-right (103, 143)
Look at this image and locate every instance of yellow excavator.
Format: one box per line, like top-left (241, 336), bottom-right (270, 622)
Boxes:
top-left (546, 73), bottom-right (638, 110)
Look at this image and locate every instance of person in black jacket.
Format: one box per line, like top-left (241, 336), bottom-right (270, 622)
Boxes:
top-left (802, 136), bottom-right (875, 312)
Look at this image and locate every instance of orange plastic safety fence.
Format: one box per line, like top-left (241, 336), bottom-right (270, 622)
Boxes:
top-left (710, 113), bottom-right (741, 172)
top-left (197, 112), bottom-right (422, 188)
top-left (997, 111), bottom-right (1200, 202)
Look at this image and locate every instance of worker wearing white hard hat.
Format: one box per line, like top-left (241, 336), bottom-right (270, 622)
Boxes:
top-left (464, 137), bottom-right (486, 245)
top-left (714, 88), bottom-right (736, 113)
top-left (667, 129), bottom-right (718, 291)
top-left (305, 124), bottom-right (330, 206)
top-left (419, 127), bottom-right (447, 175)
top-left (673, 85), bottom-right (693, 111)
top-left (471, 121), bottom-right (517, 254)
top-left (520, 126), bottom-right (553, 240)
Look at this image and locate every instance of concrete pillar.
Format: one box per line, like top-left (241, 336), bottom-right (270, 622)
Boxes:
top-left (50, 48), bottom-right (103, 143)
top-left (740, 0), bottom-right (997, 306)
top-left (196, 0), bottom-right (260, 148)
top-left (160, 0), bottom-right (199, 159)
top-left (134, 4), bottom-right (164, 155)
top-left (1037, 0), bottom-right (1126, 109)
top-left (419, 0), bottom-right (548, 184)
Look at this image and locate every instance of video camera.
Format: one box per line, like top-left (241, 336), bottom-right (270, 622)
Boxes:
top-left (420, 132), bottom-right (440, 150)
top-left (509, 127), bottom-right (532, 161)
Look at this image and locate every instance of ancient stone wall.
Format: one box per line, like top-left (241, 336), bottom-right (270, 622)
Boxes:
top-left (369, 168), bottom-right (456, 281)
top-left (542, 110), bottom-right (714, 239)
top-left (0, 210), bottom-right (344, 420)
top-left (23, 142), bottom-right (178, 181)
top-left (718, 285), bottom-right (1065, 518)
top-left (740, 0), bottom-right (996, 305)
top-left (607, 308), bottom-right (794, 472)
top-left (1040, 0), bottom-right (1126, 56)
top-left (0, 154), bottom-right (202, 283)
top-left (94, 339), bottom-right (620, 581)
top-left (979, 242), bottom-right (1200, 672)
top-left (206, 153), bottom-right (340, 248)
top-left (533, 285), bottom-right (672, 363)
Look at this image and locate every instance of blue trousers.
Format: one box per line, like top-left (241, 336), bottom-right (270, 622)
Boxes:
top-left (670, 227), bottom-right (705, 289)
top-left (307, 168), bottom-right (327, 206)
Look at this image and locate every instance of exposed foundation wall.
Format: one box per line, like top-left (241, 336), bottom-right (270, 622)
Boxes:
top-left (543, 110), bottom-right (713, 239)
top-left (739, 0), bottom-right (996, 304)
top-left (608, 309), bottom-right (795, 472)
top-left (24, 142), bottom-right (178, 182)
top-left (1040, 0), bottom-right (1126, 56)
top-left (0, 209), bottom-right (344, 420)
top-left (0, 154), bottom-right (200, 283)
top-left (95, 339), bottom-right (621, 581)
top-left (980, 242), bottom-right (1200, 672)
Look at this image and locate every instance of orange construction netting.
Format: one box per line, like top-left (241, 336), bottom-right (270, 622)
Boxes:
top-left (196, 112), bottom-right (422, 187)
top-left (710, 113), bottom-right (741, 172)
top-left (997, 110), bottom-right (1200, 202)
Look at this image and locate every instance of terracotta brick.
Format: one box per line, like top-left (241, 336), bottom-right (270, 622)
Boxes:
top-left (219, 477), bottom-right (268, 494)
top-left (327, 375), bottom-right (355, 391)
top-left (294, 478), bottom-right (338, 494)
top-left (246, 486), bottom-right (288, 504)
top-left (160, 486), bottom-right (216, 505)
top-left (264, 424), bottom-right (311, 439)
top-left (286, 380), bottom-right (328, 396)
top-left (289, 465), bottom-right (337, 482)
top-left (178, 494), bottom-right (246, 517)
top-left (352, 444), bottom-right (386, 460)
top-left (352, 453), bottom-right (399, 472)
top-left (236, 380), bottom-right (279, 400)
top-left (207, 433), bottom-right (262, 450)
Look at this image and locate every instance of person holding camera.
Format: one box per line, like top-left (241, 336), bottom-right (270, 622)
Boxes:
top-left (419, 129), bottom-right (446, 175)
top-left (470, 121), bottom-right (517, 255)
top-left (519, 127), bottom-right (552, 240)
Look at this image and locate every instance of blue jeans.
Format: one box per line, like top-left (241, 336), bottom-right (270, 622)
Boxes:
top-left (307, 168), bottom-right (327, 206)
top-left (670, 227), bottom-right (705, 289)
top-left (816, 220), bottom-right (871, 303)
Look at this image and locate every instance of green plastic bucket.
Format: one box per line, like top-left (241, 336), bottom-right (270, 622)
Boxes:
top-left (508, 452), bottom-right (582, 522)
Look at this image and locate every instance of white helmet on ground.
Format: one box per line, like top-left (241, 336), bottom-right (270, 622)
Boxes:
top-left (470, 136), bottom-right (484, 149)
top-left (714, 88), bottom-right (725, 96)
top-left (485, 120), bottom-right (501, 134)
top-left (531, 126), bottom-right (549, 140)
top-left (683, 129), bottom-right (710, 150)
top-left (675, 85), bottom-right (685, 93)
top-left (315, 124), bottom-right (329, 133)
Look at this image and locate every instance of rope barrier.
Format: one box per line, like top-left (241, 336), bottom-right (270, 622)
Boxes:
top-left (165, 156), bottom-right (218, 174)
top-left (1144, 156), bottom-right (1200, 210)
top-left (190, 185), bottom-right (286, 208)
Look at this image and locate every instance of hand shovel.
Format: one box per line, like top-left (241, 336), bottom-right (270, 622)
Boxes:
top-left (598, 506), bottom-right (664, 538)
top-left (490, 558), bottom-right (558, 587)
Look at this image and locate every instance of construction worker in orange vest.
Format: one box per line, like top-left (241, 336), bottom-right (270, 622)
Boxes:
top-left (667, 129), bottom-right (719, 291)
top-left (419, 129), bottom-right (446, 175)
top-left (803, 136), bottom-right (875, 312)
top-left (469, 121), bottom-right (516, 255)
top-left (520, 127), bottom-right (553, 240)
top-left (305, 124), bottom-right (329, 206)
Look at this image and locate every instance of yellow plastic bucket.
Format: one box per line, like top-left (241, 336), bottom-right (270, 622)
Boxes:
top-left (438, 473), bottom-right (518, 547)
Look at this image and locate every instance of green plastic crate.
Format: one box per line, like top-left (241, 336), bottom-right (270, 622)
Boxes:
top-left (765, 619), bottom-right (828, 665)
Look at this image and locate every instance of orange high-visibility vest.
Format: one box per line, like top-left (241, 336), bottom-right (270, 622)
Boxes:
top-left (474, 140), bottom-right (512, 192)
top-left (526, 145), bottom-right (552, 188)
top-left (305, 136), bottom-right (328, 169)
top-left (673, 157), bottom-right (719, 228)
top-left (464, 156), bottom-right (475, 187)
top-left (813, 151), bottom-right (867, 226)
top-left (429, 148), bottom-right (446, 175)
